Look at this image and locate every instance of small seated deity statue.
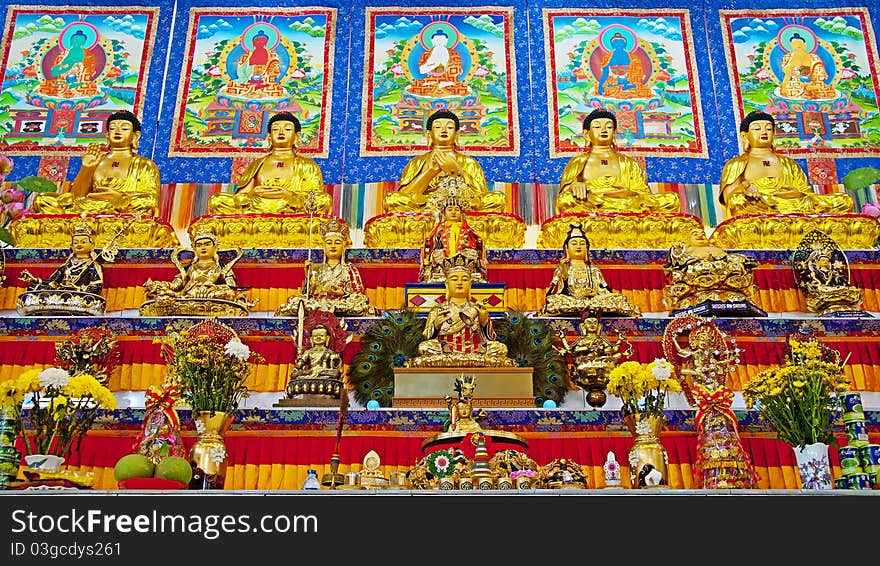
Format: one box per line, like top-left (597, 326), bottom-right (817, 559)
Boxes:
top-left (140, 228), bottom-right (255, 316)
top-left (537, 458), bottom-right (588, 489)
top-left (419, 176), bottom-right (487, 283)
top-left (662, 227), bottom-right (760, 311)
top-left (408, 254), bottom-right (516, 368)
top-left (792, 230), bottom-right (864, 316)
top-left (285, 325), bottom-right (343, 398)
top-left (275, 217), bottom-right (376, 317)
top-left (32, 110), bottom-right (161, 216)
top-left (17, 221), bottom-right (107, 316)
top-left (444, 374), bottom-right (487, 433)
top-left (383, 110), bottom-right (505, 213)
top-left (360, 450), bottom-right (389, 490)
top-left (719, 111), bottom-right (853, 217)
top-left (555, 316), bottom-right (633, 408)
top-left (20, 222), bottom-right (103, 296)
top-left (541, 223), bottom-right (641, 317)
top-left (556, 109), bottom-right (680, 215)
top-left (603, 451), bottom-right (621, 487)
top-left (207, 112), bottom-right (330, 215)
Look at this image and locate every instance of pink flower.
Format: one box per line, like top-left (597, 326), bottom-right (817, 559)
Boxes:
top-left (2, 187), bottom-right (25, 203)
top-left (4, 202), bottom-right (24, 219)
top-left (861, 202), bottom-right (880, 218)
top-left (0, 155), bottom-right (13, 177)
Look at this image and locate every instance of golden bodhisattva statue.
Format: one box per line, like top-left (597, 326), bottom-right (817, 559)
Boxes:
top-left (207, 112), bottom-right (330, 215)
top-left (719, 111), bottom-right (853, 217)
top-left (444, 374), bottom-right (486, 433)
top-left (140, 228), bottom-right (255, 316)
top-left (791, 230), bottom-right (864, 316)
top-left (556, 109), bottom-right (680, 215)
top-left (384, 110), bottom-right (505, 213)
top-left (662, 228), bottom-right (761, 312)
top-left (408, 254), bottom-right (516, 368)
top-left (33, 110), bottom-right (161, 216)
top-left (276, 217), bottom-right (376, 317)
top-left (541, 223), bottom-right (641, 317)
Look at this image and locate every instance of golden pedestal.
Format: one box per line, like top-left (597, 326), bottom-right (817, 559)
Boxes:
top-left (364, 211), bottom-right (527, 249)
top-left (188, 213), bottom-right (338, 249)
top-left (16, 290), bottom-right (106, 317)
top-left (537, 212), bottom-right (704, 249)
top-left (392, 366), bottom-right (534, 408)
top-left (710, 214), bottom-right (880, 250)
top-left (10, 214), bottom-right (179, 248)
top-left (139, 298), bottom-right (251, 317)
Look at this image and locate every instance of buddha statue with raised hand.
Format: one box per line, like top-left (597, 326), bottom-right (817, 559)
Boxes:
top-left (541, 223), bottom-right (640, 317)
top-left (556, 109), bottom-right (679, 215)
top-left (208, 112), bottom-right (330, 215)
top-left (719, 111), bottom-right (853, 217)
top-left (384, 110), bottom-right (505, 213)
top-left (408, 253), bottom-right (515, 368)
top-left (275, 217), bottom-right (376, 317)
top-left (33, 110), bottom-right (161, 216)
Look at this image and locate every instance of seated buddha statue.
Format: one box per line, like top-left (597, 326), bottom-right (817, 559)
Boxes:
top-left (384, 110), bottom-right (505, 213)
top-left (207, 112), bottom-right (330, 215)
top-left (541, 223), bottom-right (641, 317)
top-left (662, 228), bottom-right (760, 311)
top-left (32, 110), bottom-right (161, 216)
top-left (419, 177), bottom-right (487, 283)
top-left (140, 228), bottom-right (255, 316)
top-left (719, 111), bottom-right (853, 217)
top-left (556, 109), bottom-right (679, 215)
top-left (275, 217), bottom-right (376, 317)
top-left (407, 254), bottom-right (516, 368)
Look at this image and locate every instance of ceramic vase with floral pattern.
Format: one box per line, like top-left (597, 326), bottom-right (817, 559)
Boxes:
top-left (793, 442), bottom-right (833, 490)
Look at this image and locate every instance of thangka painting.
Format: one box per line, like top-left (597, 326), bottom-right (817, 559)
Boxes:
top-left (361, 7), bottom-right (519, 156)
top-left (168, 8), bottom-right (337, 158)
top-left (720, 8), bottom-right (880, 157)
top-left (543, 9), bottom-right (706, 158)
top-left (0, 6), bottom-right (159, 155)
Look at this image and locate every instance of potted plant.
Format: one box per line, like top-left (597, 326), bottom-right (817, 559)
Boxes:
top-left (159, 319), bottom-right (263, 489)
top-left (743, 333), bottom-right (849, 489)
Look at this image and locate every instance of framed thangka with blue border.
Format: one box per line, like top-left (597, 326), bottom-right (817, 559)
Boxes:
top-left (360, 7), bottom-right (519, 156)
top-left (720, 8), bottom-right (880, 157)
top-left (542, 9), bottom-right (707, 159)
top-left (168, 7), bottom-right (336, 158)
top-left (0, 5), bottom-right (159, 155)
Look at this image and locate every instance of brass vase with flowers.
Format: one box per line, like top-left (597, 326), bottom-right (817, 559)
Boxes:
top-left (159, 319), bottom-right (264, 490)
top-left (607, 359), bottom-right (679, 488)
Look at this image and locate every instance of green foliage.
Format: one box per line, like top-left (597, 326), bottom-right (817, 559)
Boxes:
top-left (493, 310), bottom-right (570, 406)
top-left (347, 311), bottom-right (426, 407)
top-left (0, 228), bottom-right (12, 246)
top-left (842, 167), bottom-right (880, 192)
top-left (15, 176), bottom-right (58, 193)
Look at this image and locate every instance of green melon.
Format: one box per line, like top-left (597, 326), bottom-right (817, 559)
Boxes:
top-left (114, 453), bottom-right (155, 482)
top-left (154, 456), bottom-right (193, 485)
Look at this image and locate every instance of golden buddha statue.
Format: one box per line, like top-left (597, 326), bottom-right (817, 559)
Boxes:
top-left (140, 228), bottom-right (255, 316)
top-left (663, 228), bottom-right (760, 311)
top-left (719, 111), bottom-right (853, 217)
top-left (32, 110), bottom-right (161, 216)
top-left (556, 109), bottom-right (679, 215)
top-left (541, 223), bottom-right (641, 317)
top-left (17, 222), bottom-right (106, 316)
top-left (207, 112), bottom-right (330, 215)
top-left (444, 374), bottom-right (486, 433)
top-left (407, 254), bottom-right (516, 368)
top-left (792, 230), bottom-right (864, 316)
top-left (275, 217), bottom-right (376, 317)
top-left (384, 110), bottom-right (505, 213)
top-left (419, 176), bottom-right (487, 283)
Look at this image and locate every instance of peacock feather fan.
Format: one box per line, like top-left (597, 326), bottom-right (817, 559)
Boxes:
top-left (347, 310), bottom-right (426, 407)
top-left (494, 310), bottom-right (570, 407)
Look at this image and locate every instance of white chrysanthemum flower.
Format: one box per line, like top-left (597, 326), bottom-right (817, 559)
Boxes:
top-left (224, 338), bottom-right (250, 361)
top-left (38, 368), bottom-right (70, 389)
top-left (651, 358), bottom-right (672, 381)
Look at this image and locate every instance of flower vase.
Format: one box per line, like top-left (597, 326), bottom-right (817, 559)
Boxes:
top-left (793, 442), bottom-right (833, 490)
top-left (189, 411), bottom-right (234, 490)
top-left (624, 413), bottom-right (669, 488)
top-left (24, 454), bottom-right (65, 472)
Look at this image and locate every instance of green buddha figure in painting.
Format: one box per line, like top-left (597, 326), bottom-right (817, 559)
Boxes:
top-left (208, 112), bottom-right (330, 215)
top-left (384, 110), bottom-right (505, 213)
top-left (556, 109), bottom-right (680, 215)
top-left (32, 110), bottom-right (161, 216)
top-left (719, 111), bottom-right (853, 217)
